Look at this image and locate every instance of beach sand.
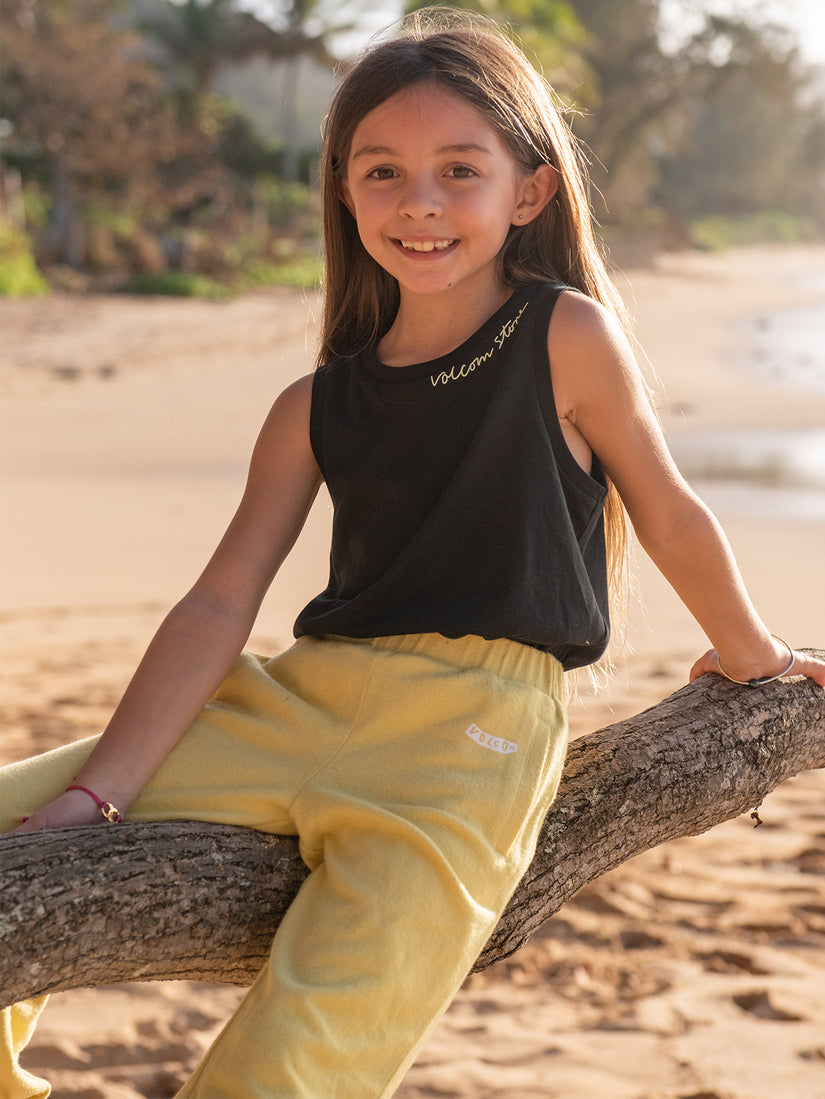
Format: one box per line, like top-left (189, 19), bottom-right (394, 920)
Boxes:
top-left (1, 245), bottom-right (824, 1098)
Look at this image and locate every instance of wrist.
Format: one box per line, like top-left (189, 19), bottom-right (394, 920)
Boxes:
top-left (716, 635), bottom-right (796, 687)
top-left (65, 784), bottom-right (127, 823)
top-left (72, 767), bottom-right (137, 814)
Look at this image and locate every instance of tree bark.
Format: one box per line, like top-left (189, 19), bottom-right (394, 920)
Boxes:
top-left (2, 656), bottom-right (824, 1009)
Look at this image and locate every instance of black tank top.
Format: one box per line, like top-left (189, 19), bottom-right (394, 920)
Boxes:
top-left (294, 282), bottom-right (610, 670)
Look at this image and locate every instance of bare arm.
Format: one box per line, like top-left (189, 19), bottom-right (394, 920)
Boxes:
top-left (16, 373), bottom-right (322, 831)
top-left (548, 292), bottom-right (825, 688)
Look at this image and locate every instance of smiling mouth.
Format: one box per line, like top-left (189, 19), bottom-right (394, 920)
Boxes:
top-left (398, 239), bottom-right (456, 252)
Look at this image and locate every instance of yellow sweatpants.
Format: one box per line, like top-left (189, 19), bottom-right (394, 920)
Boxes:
top-left (1, 632), bottom-right (567, 1099)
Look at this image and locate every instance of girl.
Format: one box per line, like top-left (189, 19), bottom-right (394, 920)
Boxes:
top-left (3, 9), bottom-right (824, 1098)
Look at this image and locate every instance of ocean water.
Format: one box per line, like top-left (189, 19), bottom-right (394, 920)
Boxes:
top-left (671, 427), bottom-right (825, 491)
top-left (670, 292), bottom-right (825, 519)
top-left (744, 293), bottom-right (825, 395)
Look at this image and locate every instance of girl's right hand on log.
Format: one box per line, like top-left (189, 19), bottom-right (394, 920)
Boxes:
top-left (13, 788), bottom-right (116, 833)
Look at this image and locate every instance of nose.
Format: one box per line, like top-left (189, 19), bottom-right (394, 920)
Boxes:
top-left (398, 174), bottom-right (442, 219)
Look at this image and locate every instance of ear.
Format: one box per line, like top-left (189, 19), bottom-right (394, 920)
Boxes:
top-left (513, 164), bottom-right (559, 226)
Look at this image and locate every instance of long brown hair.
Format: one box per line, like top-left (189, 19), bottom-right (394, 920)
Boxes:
top-left (318, 7), bottom-right (631, 655)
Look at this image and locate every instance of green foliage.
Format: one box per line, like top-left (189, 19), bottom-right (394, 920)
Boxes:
top-left (239, 252), bottom-right (323, 290)
top-left (0, 226), bottom-right (50, 297)
top-left (120, 270), bottom-right (232, 299)
top-left (404, 0), bottom-right (590, 95)
top-left (84, 205), bottom-right (140, 234)
top-left (3, 0), bottom-right (824, 285)
top-left (651, 15), bottom-right (822, 225)
top-left (21, 184), bottom-right (52, 231)
top-left (1, 0), bottom-right (229, 271)
top-left (255, 178), bottom-right (320, 234)
top-left (120, 248), bottom-right (324, 297)
top-left (219, 112), bottom-right (283, 179)
top-left (690, 212), bottom-right (822, 252)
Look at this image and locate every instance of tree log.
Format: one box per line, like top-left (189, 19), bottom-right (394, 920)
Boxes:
top-left (2, 654), bottom-right (824, 1008)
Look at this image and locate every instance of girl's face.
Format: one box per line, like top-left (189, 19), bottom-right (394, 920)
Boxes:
top-left (340, 82), bottom-right (554, 304)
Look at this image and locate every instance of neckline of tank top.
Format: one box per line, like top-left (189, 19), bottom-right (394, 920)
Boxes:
top-left (360, 283), bottom-right (546, 383)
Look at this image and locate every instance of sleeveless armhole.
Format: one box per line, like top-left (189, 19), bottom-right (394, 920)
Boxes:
top-left (532, 287), bottom-right (608, 545)
top-left (308, 365), bottom-right (329, 476)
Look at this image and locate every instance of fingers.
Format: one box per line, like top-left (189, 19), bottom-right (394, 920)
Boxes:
top-left (790, 651), bottom-right (825, 688)
top-left (11, 792), bottom-right (106, 834)
top-left (689, 650), bottom-right (716, 683)
top-left (12, 812), bottom-right (51, 834)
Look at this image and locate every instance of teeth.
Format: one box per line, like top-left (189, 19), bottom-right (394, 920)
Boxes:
top-left (400, 239), bottom-right (454, 252)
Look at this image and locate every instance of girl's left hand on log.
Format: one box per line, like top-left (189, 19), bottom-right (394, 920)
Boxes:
top-left (690, 646), bottom-right (825, 688)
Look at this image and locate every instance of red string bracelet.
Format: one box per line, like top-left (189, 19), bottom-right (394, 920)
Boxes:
top-left (66, 784), bottom-right (126, 823)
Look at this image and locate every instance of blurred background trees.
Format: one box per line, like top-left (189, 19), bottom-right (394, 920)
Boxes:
top-left (1, 0), bottom-right (823, 295)
top-left (560, 0), bottom-right (825, 253)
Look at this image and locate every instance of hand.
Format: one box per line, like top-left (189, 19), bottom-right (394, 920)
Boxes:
top-left (690, 647), bottom-right (825, 688)
top-left (13, 788), bottom-right (112, 834)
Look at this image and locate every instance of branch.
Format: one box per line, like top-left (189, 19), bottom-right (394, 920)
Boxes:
top-left (2, 653), bottom-right (823, 1008)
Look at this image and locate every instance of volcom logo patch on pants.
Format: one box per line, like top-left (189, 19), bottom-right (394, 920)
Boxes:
top-left (464, 723), bottom-right (518, 755)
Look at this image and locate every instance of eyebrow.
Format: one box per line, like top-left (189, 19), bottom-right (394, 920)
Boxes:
top-left (350, 142), bottom-right (494, 160)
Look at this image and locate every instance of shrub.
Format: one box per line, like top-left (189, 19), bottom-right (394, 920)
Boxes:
top-left (240, 253), bottom-right (323, 291)
top-left (0, 226), bottom-right (50, 296)
top-left (120, 270), bottom-right (231, 299)
top-left (690, 212), bottom-right (820, 251)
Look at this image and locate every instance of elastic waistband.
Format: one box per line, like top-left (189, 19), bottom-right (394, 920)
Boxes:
top-left (324, 633), bottom-right (565, 697)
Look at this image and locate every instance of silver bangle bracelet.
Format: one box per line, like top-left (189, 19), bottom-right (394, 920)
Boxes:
top-left (716, 636), bottom-right (796, 688)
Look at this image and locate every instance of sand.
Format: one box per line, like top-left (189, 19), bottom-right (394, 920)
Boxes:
top-left (1, 245), bottom-right (824, 1098)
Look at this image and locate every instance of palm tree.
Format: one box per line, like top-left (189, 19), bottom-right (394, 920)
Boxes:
top-left (137, 0), bottom-right (277, 106)
top-left (139, 0), bottom-right (375, 178)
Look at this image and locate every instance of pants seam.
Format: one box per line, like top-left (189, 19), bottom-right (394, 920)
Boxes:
top-left (286, 645), bottom-right (381, 820)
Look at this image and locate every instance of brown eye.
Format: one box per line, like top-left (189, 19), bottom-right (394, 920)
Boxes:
top-left (367, 166), bottom-right (397, 180)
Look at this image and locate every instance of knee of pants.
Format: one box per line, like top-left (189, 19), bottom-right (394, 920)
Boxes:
top-left (292, 806), bottom-right (527, 972)
top-left (176, 821), bottom-right (513, 1099)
